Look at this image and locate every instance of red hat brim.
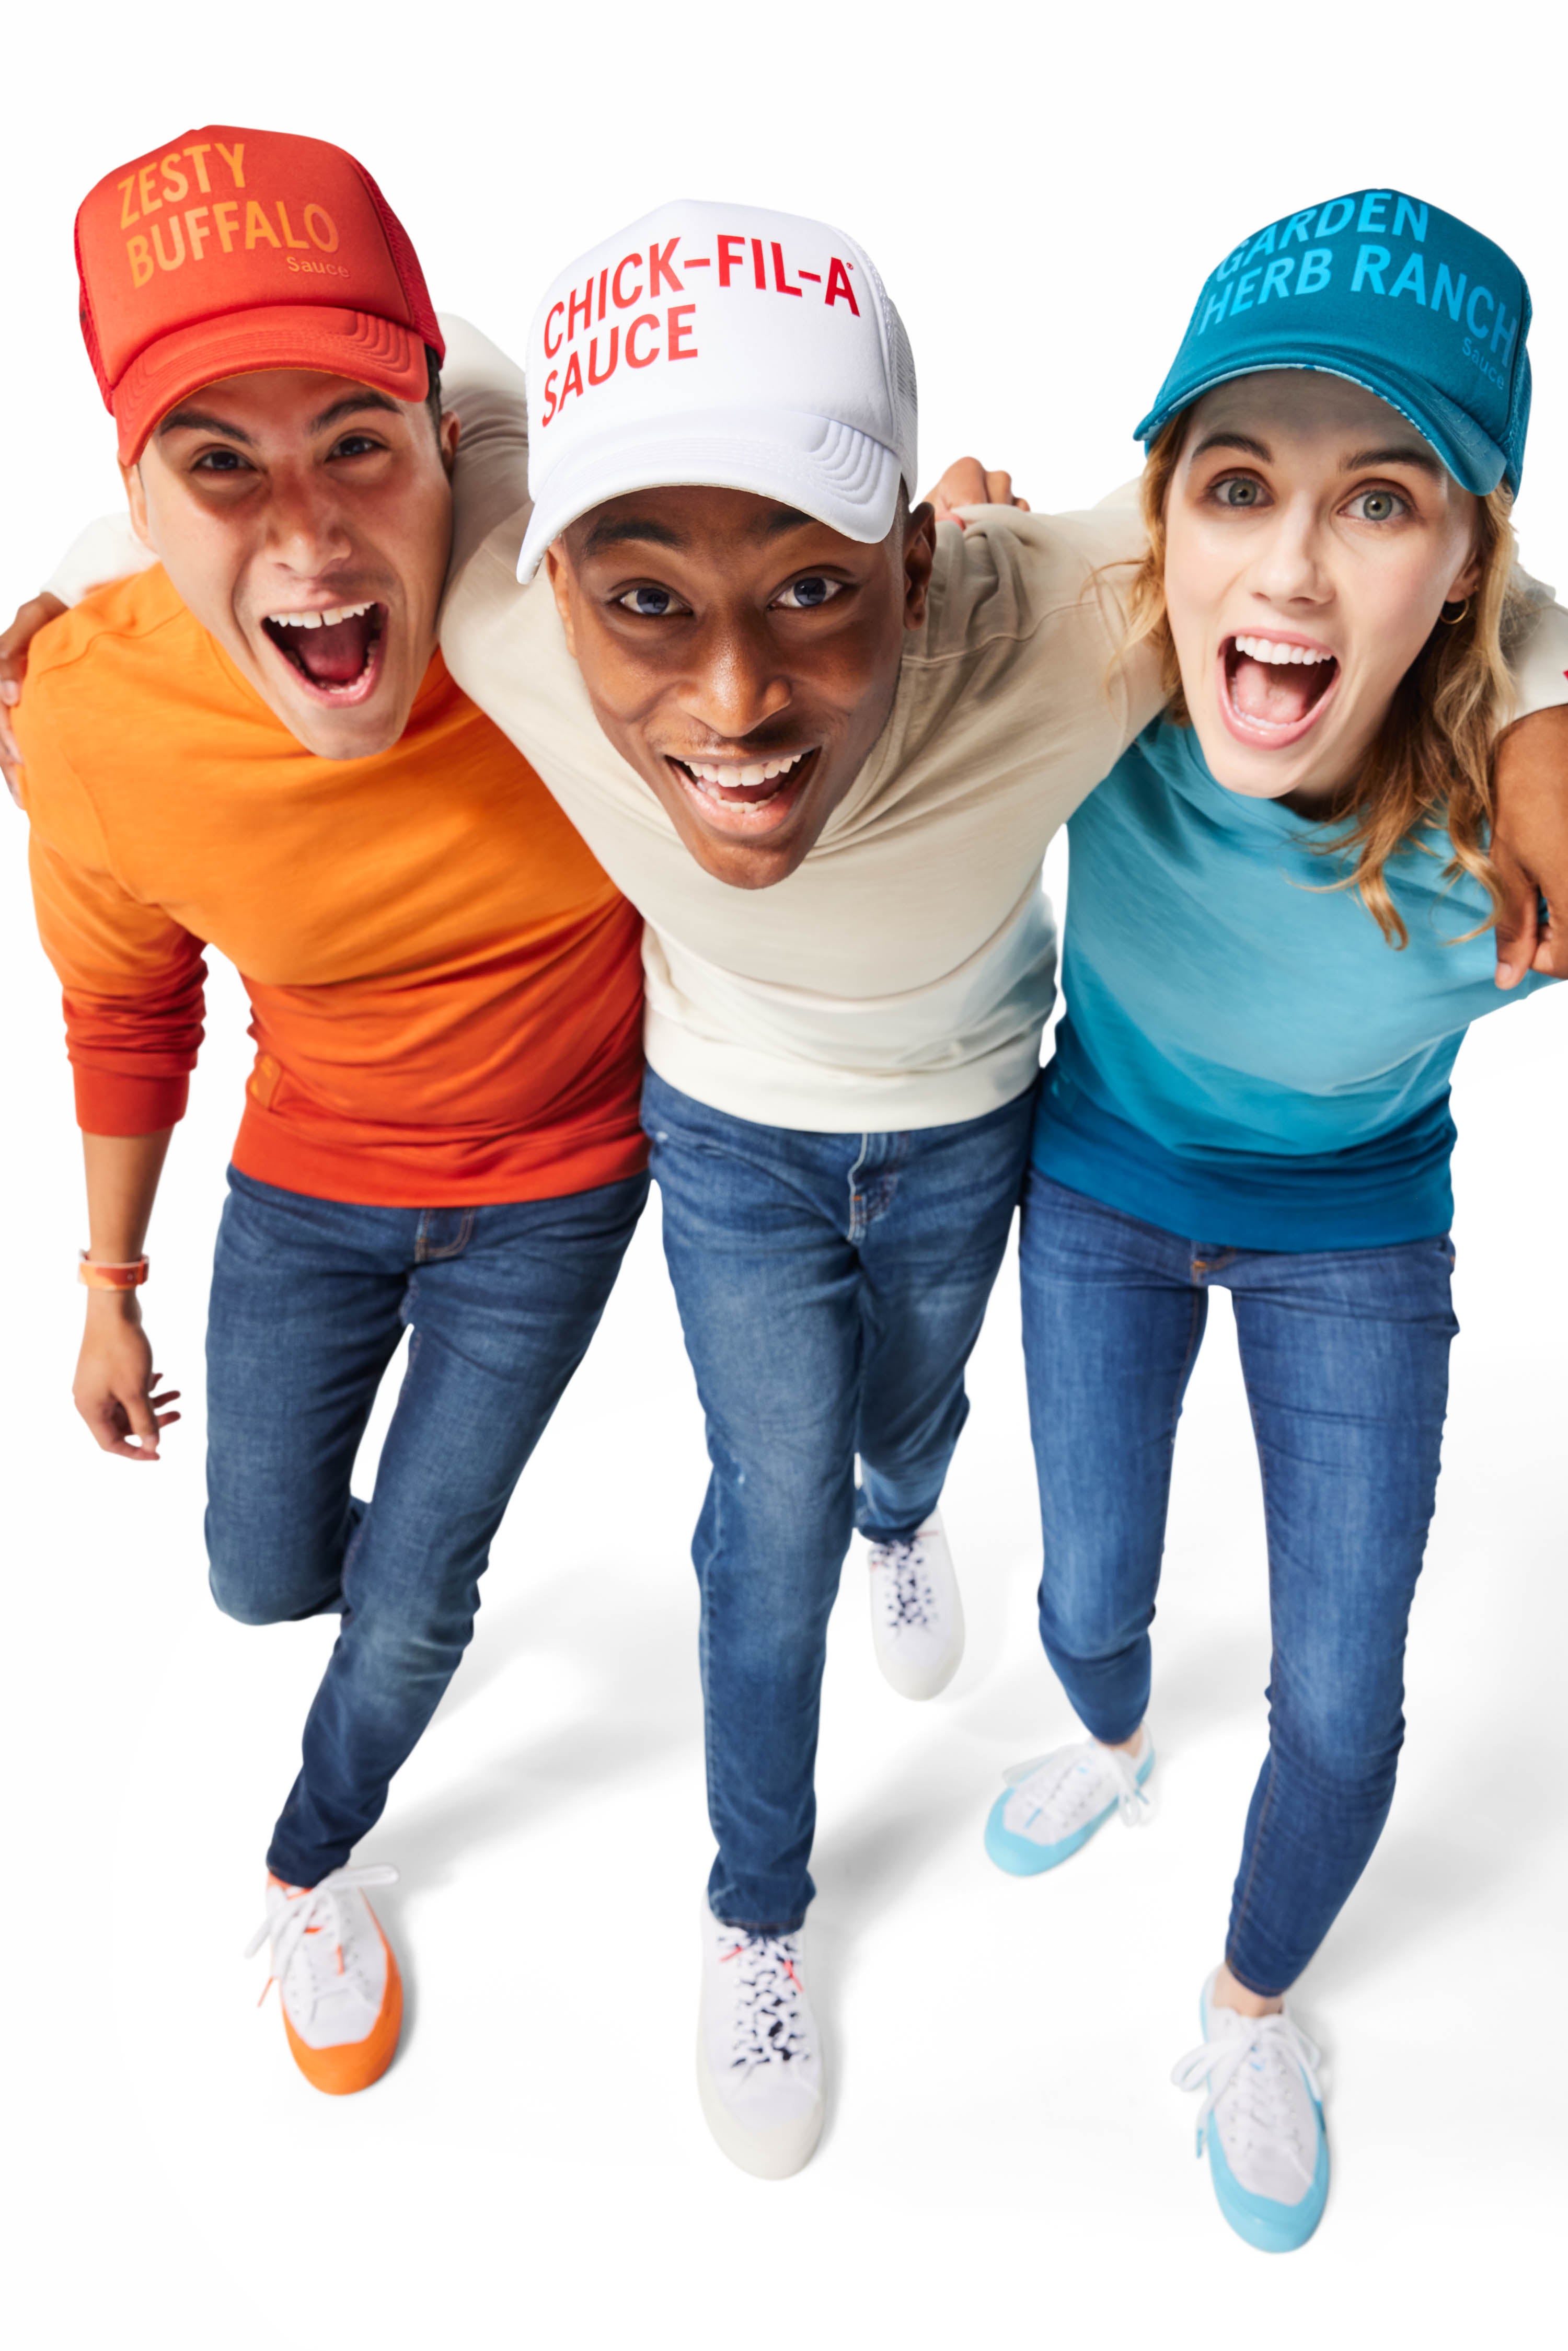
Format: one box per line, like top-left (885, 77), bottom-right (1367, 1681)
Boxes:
top-left (113, 304), bottom-right (430, 463)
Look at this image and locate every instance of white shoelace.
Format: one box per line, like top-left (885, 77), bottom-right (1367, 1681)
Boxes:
top-left (1003, 1738), bottom-right (1154, 1829)
top-left (244, 1863), bottom-right (399, 2008)
top-left (869, 1535), bottom-right (936, 1631)
top-left (1172, 2008), bottom-right (1323, 2173)
top-left (715, 1927), bottom-right (812, 2079)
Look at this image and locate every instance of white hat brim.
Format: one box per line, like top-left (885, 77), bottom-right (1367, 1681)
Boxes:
top-left (516, 409), bottom-right (904, 582)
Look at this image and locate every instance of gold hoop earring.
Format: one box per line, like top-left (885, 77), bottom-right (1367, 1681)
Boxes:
top-left (1440, 597), bottom-right (1470, 625)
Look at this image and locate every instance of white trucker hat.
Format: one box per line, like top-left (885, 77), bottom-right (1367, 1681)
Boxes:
top-left (516, 197), bottom-right (919, 582)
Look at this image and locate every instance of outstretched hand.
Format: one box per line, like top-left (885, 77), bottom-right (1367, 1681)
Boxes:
top-left (922, 457), bottom-right (1031, 530)
top-left (0, 591), bottom-right (66, 805)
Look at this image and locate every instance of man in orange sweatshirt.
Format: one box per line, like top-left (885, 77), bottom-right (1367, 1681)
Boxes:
top-left (13, 127), bottom-right (649, 2097)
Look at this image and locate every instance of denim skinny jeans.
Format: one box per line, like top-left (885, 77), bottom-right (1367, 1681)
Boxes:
top-left (644, 1068), bottom-right (1036, 1932)
top-left (1019, 1169), bottom-right (1458, 1996)
top-left (206, 1166), bottom-right (647, 1887)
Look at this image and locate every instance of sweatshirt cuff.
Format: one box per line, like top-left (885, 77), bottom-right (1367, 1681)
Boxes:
top-left (73, 1067), bottom-right (189, 1135)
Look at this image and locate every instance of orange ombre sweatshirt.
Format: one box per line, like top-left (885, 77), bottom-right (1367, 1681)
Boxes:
top-left (17, 568), bottom-right (646, 1205)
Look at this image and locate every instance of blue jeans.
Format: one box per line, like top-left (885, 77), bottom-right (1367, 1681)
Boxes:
top-left (1019, 1169), bottom-right (1458, 1995)
top-left (643, 1068), bottom-right (1036, 1932)
top-left (206, 1166), bottom-right (648, 1887)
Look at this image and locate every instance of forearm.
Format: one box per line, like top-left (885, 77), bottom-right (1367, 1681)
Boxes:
top-left (83, 1127), bottom-right (172, 1262)
top-left (74, 1129), bottom-right (180, 1459)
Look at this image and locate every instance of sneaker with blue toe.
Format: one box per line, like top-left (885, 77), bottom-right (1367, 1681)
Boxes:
top-left (1171, 1971), bottom-right (1329, 2253)
top-left (984, 1726), bottom-right (1155, 1874)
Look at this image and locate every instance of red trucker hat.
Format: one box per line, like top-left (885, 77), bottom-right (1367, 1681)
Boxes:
top-left (75, 125), bottom-right (444, 464)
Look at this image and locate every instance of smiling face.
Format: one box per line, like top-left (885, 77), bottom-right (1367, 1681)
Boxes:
top-left (124, 366), bottom-right (458, 759)
top-left (1163, 371), bottom-right (1483, 808)
top-left (547, 485), bottom-right (936, 889)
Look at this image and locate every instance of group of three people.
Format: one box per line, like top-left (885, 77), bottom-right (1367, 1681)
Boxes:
top-left (5, 128), bottom-right (1565, 2255)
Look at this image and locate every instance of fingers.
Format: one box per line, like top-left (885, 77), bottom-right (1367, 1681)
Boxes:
top-left (87, 1401), bottom-right (159, 1460)
top-left (1530, 901), bottom-right (1565, 977)
top-left (0, 592), bottom-right (67, 805)
top-left (921, 459), bottom-right (1033, 528)
top-left (0, 590), bottom-right (67, 669)
top-left (124, 1384), bottom-right (162, 1459)
top-left (1, 717), bottom-right (22, 808)
top-left (1491, 845), bottom-right (1538, 988)
top-left (75, 1379), bottom-right (180, 1460)
top-left (921, 455), bottom-right (993, 525)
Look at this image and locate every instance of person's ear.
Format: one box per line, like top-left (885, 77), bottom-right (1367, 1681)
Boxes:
top-left (546, 543), bottom-right (577, 655)
top-left (1447, 505), bottom-right (1486, 604)
top-left (1447, 547), bottom-right (1484, 603)
top-left (120, 459), bottom-right (154, 551)
top-left (439, 410), bottom-right (461, 478)
top-left (902, 501), bottom-right (937, 630)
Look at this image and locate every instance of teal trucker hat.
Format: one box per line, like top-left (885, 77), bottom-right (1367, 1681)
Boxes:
top-left (1136, 190), bottom-right (1531, 496)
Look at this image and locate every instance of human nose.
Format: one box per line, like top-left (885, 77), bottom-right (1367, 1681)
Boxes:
top-left (1248, 497), bottom-right (1332, 607)
top-left (262, 471), bottom-right (355, 578)
top-left (676, 614), bottom-right (792, 739)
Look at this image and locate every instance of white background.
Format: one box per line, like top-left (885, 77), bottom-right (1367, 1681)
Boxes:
top-left (2, 6), bottom-right (1565, 2344)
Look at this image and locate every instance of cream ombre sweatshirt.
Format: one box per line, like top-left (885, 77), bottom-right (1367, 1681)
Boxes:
top-left (437, 320), bottom-right (1163, 1130)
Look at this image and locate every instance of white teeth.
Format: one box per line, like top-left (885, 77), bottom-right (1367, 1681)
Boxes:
top-left (266, 602), bottom-right (375, 630)
top-left (1232, 634), bottom-right (1333, 666)
top-left (682, 748), bottom-right (808, 793)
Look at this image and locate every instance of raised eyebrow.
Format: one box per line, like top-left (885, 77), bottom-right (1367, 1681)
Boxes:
top-left (307, 390), bottom-right (404, 435)
top-left (157, 408), bottom-right (255, 445)
top-left (583, 515), bottom-right (687, 554)
top-left (1341, 443), bottom-right (1443, 478)
top-left (1189, 430), bottom-right (1272, 465)
top-left (757, 506), bottom-right (816, 540)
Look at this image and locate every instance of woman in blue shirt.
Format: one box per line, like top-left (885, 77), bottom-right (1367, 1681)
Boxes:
top-left (983, 192), bottom-right (1558, 2252)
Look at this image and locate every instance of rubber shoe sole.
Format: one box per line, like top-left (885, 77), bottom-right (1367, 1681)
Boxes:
top-left (282, 1925), bottom-right (403, 2096)
top-left (984, 1744), bottom-right (1155, 1876)
top-left (1195, 1992), bottom-right (1329, 2254)
top-left (695, 2036), bottom-right (824, 2180)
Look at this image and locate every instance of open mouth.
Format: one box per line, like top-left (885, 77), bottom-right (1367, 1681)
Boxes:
top-left (261, 601), bottom-right (387, 705)
top-left (665, 745), bottom-right (820, 827)
top-left (1218, 632), bottom-right (1340, 750)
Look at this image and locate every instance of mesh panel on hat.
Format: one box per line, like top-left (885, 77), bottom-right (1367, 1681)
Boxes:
top-left (861, 249), bottom-right (918, 493)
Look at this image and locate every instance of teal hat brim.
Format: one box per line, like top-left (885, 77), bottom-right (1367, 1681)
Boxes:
top-left (1134, 353), bottom-right (1509, 497)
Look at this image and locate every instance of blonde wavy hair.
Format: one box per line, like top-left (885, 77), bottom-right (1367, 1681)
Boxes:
top-left (1118, 411), bottom-right (1526, 947)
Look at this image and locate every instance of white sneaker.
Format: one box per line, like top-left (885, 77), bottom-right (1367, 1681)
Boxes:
top-left (1171, 1971), bottom-right (1330, 2252)
top-left (245, 1863), bottom-right (402, 2095)
top-left (697, 1900), bottom-right (824, 2179)
top-left (866, 1512), bottom-right (964, 1698)
top-left (984, 1727), bottom-right (1155, 1874)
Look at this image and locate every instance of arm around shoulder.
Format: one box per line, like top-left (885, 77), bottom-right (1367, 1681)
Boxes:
top-left (437, 313), bottom-right (533, 583)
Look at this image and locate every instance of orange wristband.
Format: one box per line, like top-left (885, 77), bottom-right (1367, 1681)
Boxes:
top-left (78, 1251), bottom-right (149, 1290)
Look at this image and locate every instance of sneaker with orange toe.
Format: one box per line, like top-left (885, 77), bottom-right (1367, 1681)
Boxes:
top-left (246, 1863), bottom-right (403, 2095)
